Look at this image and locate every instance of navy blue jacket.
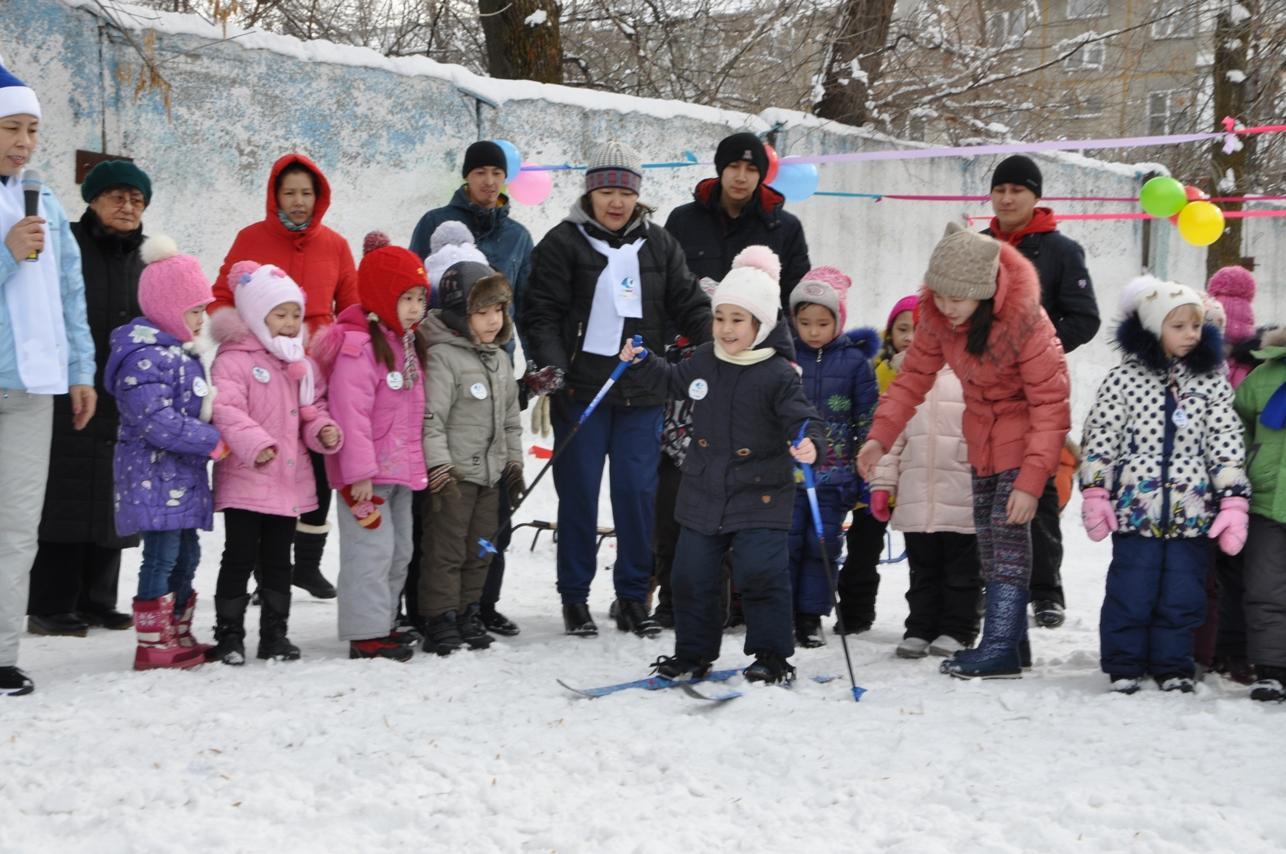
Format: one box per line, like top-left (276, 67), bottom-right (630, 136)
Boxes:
top-left (980, 226), bottom-right (1100, 353)
top-left (633, 321), bottom-right (824, 535)
top-left (795, 327), bottom-right (880, 503)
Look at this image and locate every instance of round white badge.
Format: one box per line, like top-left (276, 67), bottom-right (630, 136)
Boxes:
top-left (470, 382), bottom-right (489, 400)
top-left (252, 366), bottom-right (271, 384)
top-left (386, 371), bottom-right (404, 391)
top-left (191, 377), bottom-right (209, 398)
top-left (1172, 408), bottom-right (1189, 428)
top-left (688, 378), bottom-right (709, 401)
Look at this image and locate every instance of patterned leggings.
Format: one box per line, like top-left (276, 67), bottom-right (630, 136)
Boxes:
top-left (972, 469), bottom-right (1032, 588)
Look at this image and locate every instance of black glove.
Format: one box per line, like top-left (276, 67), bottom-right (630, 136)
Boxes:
top-left (503, 461), bottom-right (527, 511)
top-left (522, 363), bottom-right (565, 397)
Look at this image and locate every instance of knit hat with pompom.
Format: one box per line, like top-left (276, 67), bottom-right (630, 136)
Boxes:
top-left (358, 230), bottom-right (428, 334)
top-left (789, 266), bottom-right (852, 330)
top-left (424, 221), bottom-right (488, 290)
top-left (1206, 265), bottom-right (1256, 343)
top-left (227, 259), bottom-right (306, 351)
top-left (137, 235), bottom-right (213, 343)
top-left (713, 245), bottom-right (781, 346)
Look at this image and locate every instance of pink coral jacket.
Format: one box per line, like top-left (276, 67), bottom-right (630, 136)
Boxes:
top-left (209, 310), bottom-right (342, 517)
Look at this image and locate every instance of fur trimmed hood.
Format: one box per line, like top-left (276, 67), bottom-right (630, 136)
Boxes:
top-left (1114, 311), bottom-right (1223, 375)
top-left (845, 326), bottom-right (881, 359)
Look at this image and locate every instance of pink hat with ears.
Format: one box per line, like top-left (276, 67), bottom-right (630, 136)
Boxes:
top-left (137, 235), bottom-right (213, 343)
top-left (1206, 265), bottom-right (1256, 343)
top-left (790, 266), bottom-right (852, 330)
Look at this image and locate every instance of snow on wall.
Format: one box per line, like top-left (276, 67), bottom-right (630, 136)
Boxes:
top-left (4, 0), bottom-right (1283, 426)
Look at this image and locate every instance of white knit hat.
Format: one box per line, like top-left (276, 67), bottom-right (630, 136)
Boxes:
top-left (712, 245), bottom-right (781, 346)
top-left (425, 221), bottom-right (487, 289)
top-left (1135, 279), bottom-right (1203, 337)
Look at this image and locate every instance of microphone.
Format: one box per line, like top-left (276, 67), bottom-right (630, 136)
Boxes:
top-left (21, 170), bottom-right (41, 262)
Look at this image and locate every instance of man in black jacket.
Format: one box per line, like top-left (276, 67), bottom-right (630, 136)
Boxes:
top-left (983, 155), bottom-right (1101, 628)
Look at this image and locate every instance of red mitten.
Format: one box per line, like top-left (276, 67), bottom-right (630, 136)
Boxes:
top-left (870, 490), bottom-right (892, 523)
top-left (340, 485), bottom-right (385, 529)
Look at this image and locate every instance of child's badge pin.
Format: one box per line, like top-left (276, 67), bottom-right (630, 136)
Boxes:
top-left (688, 378), bottom-right (709, 401)
top-left (1172, 408), bottom-right (1189, 428)
top-left (386, 371), bottom-right (404, 391)
top-left (191, 377), bottom-right (209, 398)
top-left (470, 382), bottom-right (489, 400)
top-left (252, 366), bottom-right (270, 384)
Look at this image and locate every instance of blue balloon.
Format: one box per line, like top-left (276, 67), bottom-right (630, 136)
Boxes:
top-left (773, 160), bottom-right (819, 203)
top-left (494, 139), bottom-right (522, 180)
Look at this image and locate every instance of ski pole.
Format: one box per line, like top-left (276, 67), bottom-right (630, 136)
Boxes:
top-left (795, 421), bottom-right (866, 703)
top-left (478, 335), bottom-right (649, 558)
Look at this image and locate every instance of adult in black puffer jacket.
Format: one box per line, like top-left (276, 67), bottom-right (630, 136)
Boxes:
top-left (520, 141), bottom-right (711, 639)
top-left (664, 132), bottom-right (811, 311)
top-left (29, 162), bottom-right (151, 635)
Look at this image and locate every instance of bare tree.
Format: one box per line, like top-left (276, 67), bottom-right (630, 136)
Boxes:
top-left (812, 0), bottom-right (895, 126)
top-left (478, 0), bottom-right (563, 83)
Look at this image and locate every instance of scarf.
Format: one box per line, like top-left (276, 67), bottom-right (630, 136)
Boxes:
top-left (264, 333), bottom-right (315, 406)
top-left (714, 341), bottom-right (775, 366)
top-left (368, 311), bottom-right (420, 388)
top-left (276, 209), bottom-right (311, 233)
top-left (578, 226), bottom-right (644, 357)
top-left (0, 173), bottom-right (69, 393)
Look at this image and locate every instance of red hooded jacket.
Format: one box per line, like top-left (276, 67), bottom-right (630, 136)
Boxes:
top-left (868, 242), bottom-right (1071, 498)
top-left (210, 153), bottom-right (359, 339)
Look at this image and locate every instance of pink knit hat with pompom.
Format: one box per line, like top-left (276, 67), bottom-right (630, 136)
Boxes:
top-left (137, 235), bottom-right (213, 343)
top-left (713, 245), bottom-right (781, 346)
top-left (1206, 265), bottom-right (1256, 343)
top-left (789, 266), bottom-right (852, 331)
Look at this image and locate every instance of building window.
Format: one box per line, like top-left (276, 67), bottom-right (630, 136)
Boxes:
top-left (1152, 3), bottom-right (1195, 39)
top-left (986, 9), bottom-right (1028, 47)
top-left (1067, 0), bottom-right (1108, 18)
top-left (1069, 95), bottom-right (1105, 119)
top-left (1148, 90), bottom-right (1191, 134)
top-left (1064, 41), bottom-right (1105, 70)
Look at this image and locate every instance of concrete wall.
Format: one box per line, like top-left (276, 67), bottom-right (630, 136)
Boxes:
top-left (3, 0), bottom-right (1282, 425)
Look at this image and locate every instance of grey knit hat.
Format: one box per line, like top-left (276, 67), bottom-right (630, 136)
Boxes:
top-left (585, 140), bottom-right (643, 194)
top-left (923, 222), bottom-right (1000, 301)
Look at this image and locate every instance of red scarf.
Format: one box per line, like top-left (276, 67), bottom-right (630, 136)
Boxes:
top-left (989, 207), bottom-right (1057, 246)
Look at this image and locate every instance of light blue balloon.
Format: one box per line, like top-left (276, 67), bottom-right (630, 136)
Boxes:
top-left (773, 160), bottom-right (819, 203)
top-left (494, 139), bottom-right (522, 179)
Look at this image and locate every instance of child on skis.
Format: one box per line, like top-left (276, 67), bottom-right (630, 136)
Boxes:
top-left (837, 294), bottom-right (918, 633)
top-left (621, 246), bottom-right (824, 684)
top-left (857, 224), bottom-right (1070, 680)
top-left (786, 268), bottom-right (878, 647)
top-left (317, 232), bottom-right (429, 662)
top-left (1079, 277), bottom-right (1249, 694)
top-left (419, 261), bottom-right (523, 656)
top-left (206, 261), bottom-right (342, 665)
top-left (105, 236), bottom-right (224, 671)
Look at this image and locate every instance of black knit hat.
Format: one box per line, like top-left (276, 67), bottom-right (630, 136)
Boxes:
top-left (990, 155), bottom-right (1042, 198)
top-left (81, 159), bottom-right (152, 206)
top-left (714, 132), bottom-right (768, 181)
top-left (462, 141), bottom-right (508, 178)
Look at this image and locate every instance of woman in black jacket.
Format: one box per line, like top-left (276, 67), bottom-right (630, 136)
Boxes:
top-left (520, 141), bottom-right (711, 638)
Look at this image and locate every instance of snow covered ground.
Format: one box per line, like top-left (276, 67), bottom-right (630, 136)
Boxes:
top-left (4, 448), bottom-right (1285, 854)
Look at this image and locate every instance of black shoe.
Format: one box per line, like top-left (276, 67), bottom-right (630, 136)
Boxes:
top-left (80, 608), bottom-right (134, 631)
top-left (1154, 673), bottom-right (1195, 693)
top-left (743, 652), bottom-right (797, 685)
top-left (650, 654), bottom-right (711, 681)
top-left (1032, 600), bottom-right (1065, 629)
top-left (292, 530), bottom-right (337, 599)
top-left (562, 603), bottom-right (598, 637)
top-left (651, 600), bottom-right (674, 629)
top-left (833, 618), bottom-right (871, 636)
top-left (458, 604), bottom-right (494, 650)
top-left (423, 611), bottom-right (464, 656)
top-left (0, 666), bottom-right (34, 696)
top-left (27, 613), bottom-right (89, 638)
top-left (611, 599), bottom-right (662, 638)
top-left (206, 595), bottom-right (249, 665)
top-left (795, 613), bottom-right (826, 648)
top-left (479, 606), bottom-right (520, 637)
top-left (256, 589), bottom-right (301, 661)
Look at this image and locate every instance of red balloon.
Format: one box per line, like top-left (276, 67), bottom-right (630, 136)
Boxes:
top-left (764, 144), bottom-right (780, 185)
top-left (1169, 185), bottom-right (1209, 225)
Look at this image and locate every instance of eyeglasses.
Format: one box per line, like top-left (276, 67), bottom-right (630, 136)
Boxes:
top-left (101, 189), bottom-right (146, 209)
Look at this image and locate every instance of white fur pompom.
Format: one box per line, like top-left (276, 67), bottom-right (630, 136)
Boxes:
top-left (730, 245), bottom-right (782, 285)
top-left (1120, 274), bottom-right (1163, 316)
top-left (140, 234), bottom-right (180, 265)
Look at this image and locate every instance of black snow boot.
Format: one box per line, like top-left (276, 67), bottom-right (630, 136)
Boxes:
top-left (611, 598), bottom-right (662, 638)
top-left (206, 595), bottom-right (249, 666)
top-left (1032, 600), bottom-right (1065, 629)
top-left (458, 604), bottom-right (494, 650)
top-left (0, 666), bottom-right (35, 697)
top-left (743, 652), bottom-right (796, 685)
top-left (256, 589), bottom-right (301, 661)
top-left (1249, 664), bottom-right (1286, 702)
top-left (651, 599), bottom-right (675, 629)
top-left (479, 605), bottom-right (520, 637)
top-left (562, 603), bottom-right (598, 637)
top-left (423, 611), bottom-right (464, 656)
top-left (1154, 673), bottom-right (1196, 693)
top-left (795, 613), bottom-right (826, 648)
top-left (650, 654), bottom-right (711, 681)
top-left (292, 530), bottom-right (337, 599)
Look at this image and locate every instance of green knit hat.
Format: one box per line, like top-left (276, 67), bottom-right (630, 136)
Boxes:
top-left (81, 160), bottom-right (152, 206)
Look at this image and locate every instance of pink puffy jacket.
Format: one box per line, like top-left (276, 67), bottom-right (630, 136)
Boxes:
top-left (869, 365), bottom-right (975, 534)
top-left (320, 305), bottom-right (429, 491)
top-left (209, 310), bottom-right (342, 517)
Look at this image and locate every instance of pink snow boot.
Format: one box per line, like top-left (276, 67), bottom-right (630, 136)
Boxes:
top-left (174, 592), bottom-right (211, 655)
top-left (133, 594), bottom-right (204, 671)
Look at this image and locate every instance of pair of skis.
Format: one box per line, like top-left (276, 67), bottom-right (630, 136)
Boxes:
top-left (557, 671), bottom-right (847, 704)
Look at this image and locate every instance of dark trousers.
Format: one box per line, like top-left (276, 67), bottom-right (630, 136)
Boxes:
top-left (838, 510), bottom-right (886, 625)
top-left (28, 541), bottom-right (123, 617)
top-left (672, 526), bottom-right (793, 663)
top-left (298, 451), bottom-right (332, 529)
top-left (903, 531), bottom-right (982, 645)
top-left (418, 482), bottom-right (500, 618)
top-left (1100, 533), bottom-right (1209, 678)
top-left (1029, 477), bottom-right (1065, 605)
top-left (551, 398), bottom-right (661, 605)
top-left (787, 486), bottom-right (846, 616)
top-left (481, 481), bottom-right (512, 608)
top-left (1214, 549), bottom-right (1249, 661)
top-left (1244, 514), bottom-right (1286, 669)
top-left (217, 510), bottom-right (296, 599)
top-left (652, 454), bottom-right (683, 610)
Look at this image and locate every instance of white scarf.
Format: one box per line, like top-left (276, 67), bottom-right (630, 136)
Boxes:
top-left (266, 334), bottom-right (315, 406)
top-left (578, 226), bottom-right (644, 357)
top-left (0, 173), bottom-right (68, 393)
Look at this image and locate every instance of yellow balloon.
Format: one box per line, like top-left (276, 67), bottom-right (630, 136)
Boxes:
top-left (1177, 201), bottom-right (1225, 246)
